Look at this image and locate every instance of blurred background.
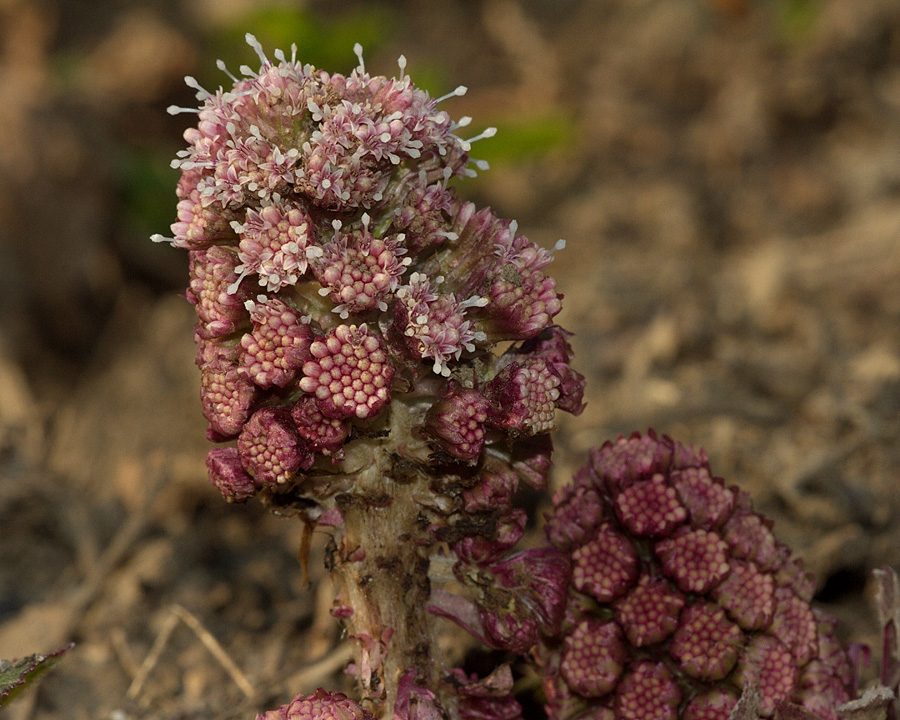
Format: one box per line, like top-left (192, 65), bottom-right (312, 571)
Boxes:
top-left (2, 0), bottom-right (900, 717)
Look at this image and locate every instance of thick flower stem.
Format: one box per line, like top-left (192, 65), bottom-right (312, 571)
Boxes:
top-left (330, 490), bottom-right (443, 719)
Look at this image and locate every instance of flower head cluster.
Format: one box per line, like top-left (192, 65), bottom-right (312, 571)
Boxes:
top-left (156, 36), bottom-right (583, 505)
top-left (537, 432), bottom-right (857, 720)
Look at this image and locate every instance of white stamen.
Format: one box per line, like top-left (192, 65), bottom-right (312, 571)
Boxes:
top-left (226, 268), bottom-right (249, 296)
top-left (318, 288), bottom-right (331, 297)
top-left (397, 55), bottom-right (407, 79)
top-left (453, 116), bottom-right (472, 129)
top-left (460, 127), bottom-right (497, 152)
top-left (216, 59), bottom-right (239, 83)
top-left (353, 43), bottom-right (365, 74)
top-left (460, 295), bottom-right (489, 309)
top-left (307, 99), bottom-right (323, 121)
top-left (245, 33), bottom-right (269, 67)
top-left (553, 239), bottom-right (567, 252)
top-left (150, 234), bottom-right (173, 244)
top-left (167, 105), bottom-right (199, 115)
top-left (183, 76), bottom-right (211, 101)
top-left (472, 159), bottom-right (490, 171)
top-left (332, 304), bottom-right (351, 319)
top-left (436, 85), bottom-right (467, 104)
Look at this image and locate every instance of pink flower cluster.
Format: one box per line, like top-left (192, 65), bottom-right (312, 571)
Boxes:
top-left (157, 36), bottom-right (584, 505)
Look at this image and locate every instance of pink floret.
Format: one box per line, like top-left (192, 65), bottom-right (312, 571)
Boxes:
top-left (299, 324), bottom-right (394, 419)
top-left (560, 619), bottom-right (626, 698)
top-left (668, 602), bottom-right (743, 680)
top-left (613, 576), bottom-right (684, 647)
top-left (240, 295), bottom-right (313, 388)
top-left (199, 345), bottom-right (258, 438)
top-left (290, 395), bottom-right (349, 457)
top-left (613, 473), bottom-right (687, 538)
top-left (238, 407), bottom-right (314, 485)
top-left (614, 662), bottom-right (681, 720)
top-left (571, 523), bottom-right (638, 603)
top-left (187, 246), bottom-right (251, 339)
top-left (312, 226), bottom-right (408, 317)
top-left (421, 386), bottom-right (490, 463)
top-left (654, 527), bottom-right (730, 594)
top-left (485, 358), bottom-right (560, 437)
top-left (234, 199), bottom-right (316, 292)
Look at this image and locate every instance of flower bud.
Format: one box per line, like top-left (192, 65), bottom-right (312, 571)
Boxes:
top-left (206, 446), bottom-right (257, 502)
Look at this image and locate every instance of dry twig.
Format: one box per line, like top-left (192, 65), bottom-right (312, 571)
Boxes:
top-left (126, 603), bottom-right (255, 702)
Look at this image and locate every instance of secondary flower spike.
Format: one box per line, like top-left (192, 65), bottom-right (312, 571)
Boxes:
top-left (536, 432), bottom-right (857, 720)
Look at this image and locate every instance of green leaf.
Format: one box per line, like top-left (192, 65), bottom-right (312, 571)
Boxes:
top-left (0, 643), bottom-right (73, 708)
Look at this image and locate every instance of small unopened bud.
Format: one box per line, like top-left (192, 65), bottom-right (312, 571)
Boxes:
top-left (206, 447), bottom-right (257, 502)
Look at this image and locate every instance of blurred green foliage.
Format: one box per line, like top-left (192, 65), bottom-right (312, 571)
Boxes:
top-left (471, 110), bottom-right (578, 166)
top-left (208, 4), bottom-right (395, 82)
top-left (121, 147), bottom-right (181, 232)
top-left (773, 0), bottom-right (821, 42)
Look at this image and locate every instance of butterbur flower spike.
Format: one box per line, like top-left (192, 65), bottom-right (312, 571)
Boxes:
top-left (159, 36), bottom-right (583, 719)
top-left (161, 35), bottom-right (580, 502)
